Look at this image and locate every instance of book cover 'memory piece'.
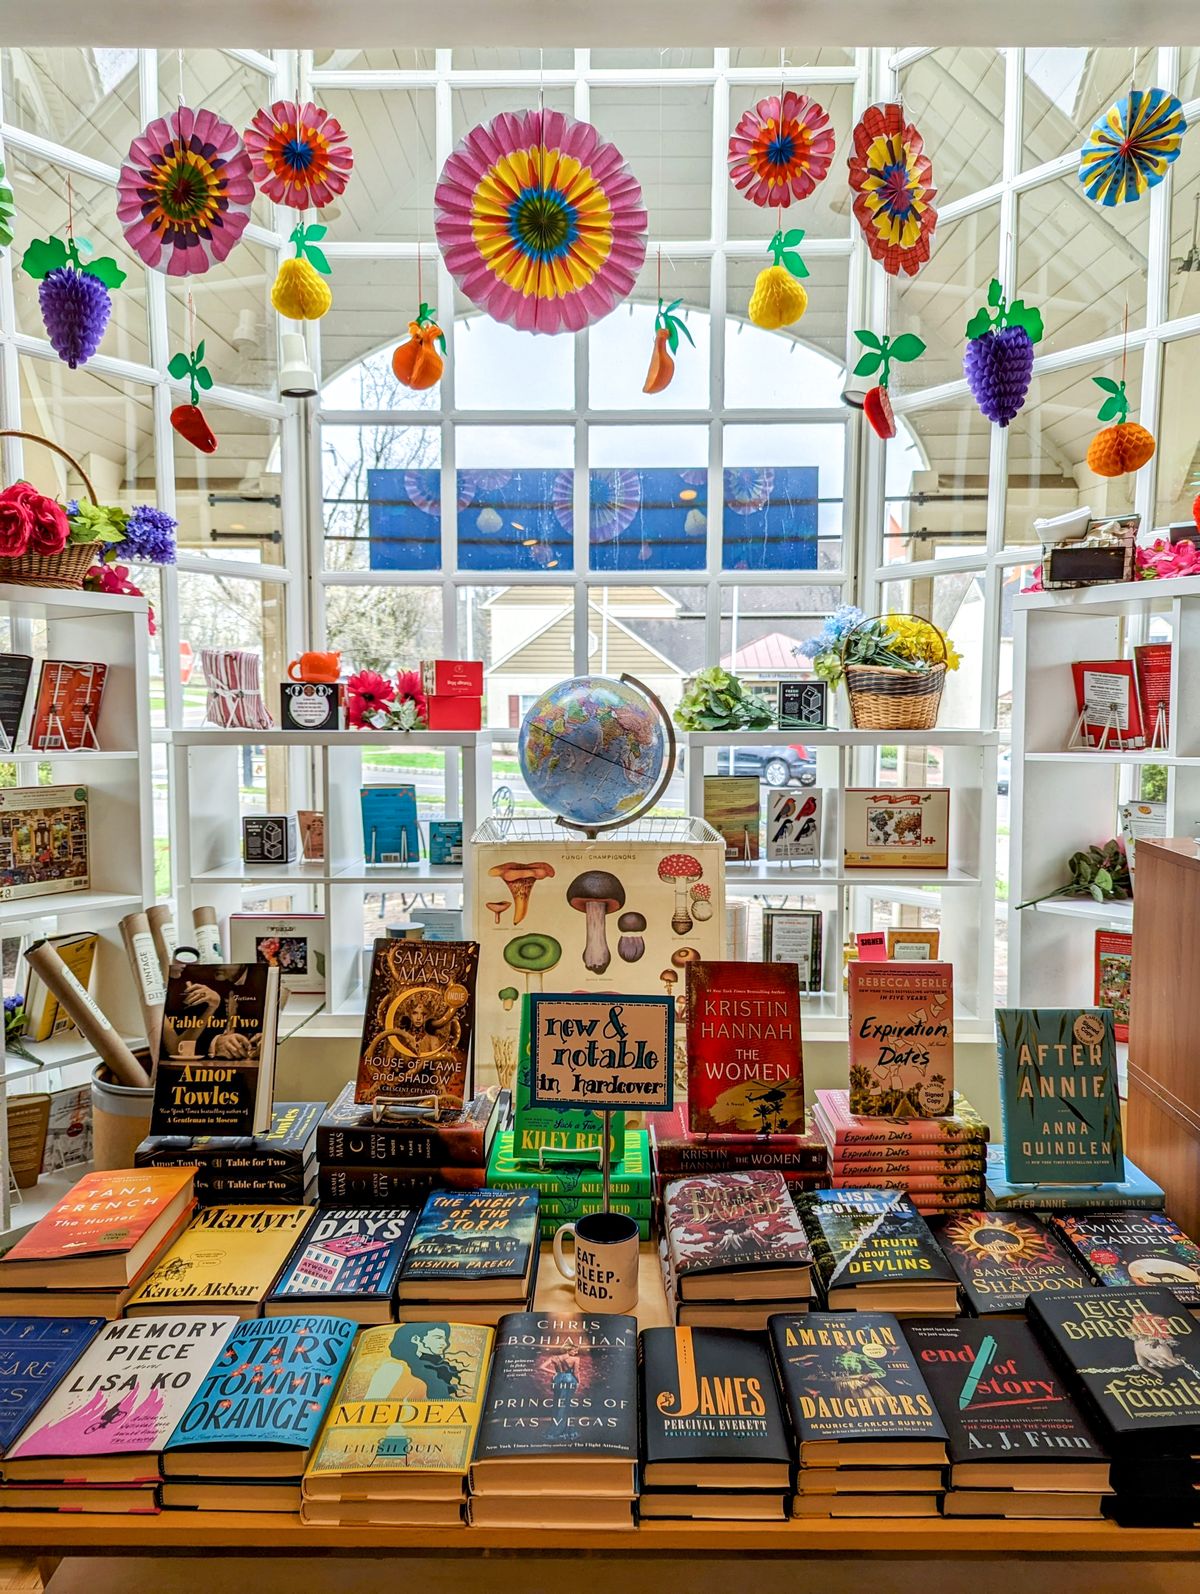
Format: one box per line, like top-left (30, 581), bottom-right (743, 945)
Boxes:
top-left (151, 962), bottom-right (281, 1138)
top-left (848, 962), bottom-right (954, 1117)
top-left (685, 961), bottom-right (805, 1135)
top-left (995, 1008), bottom-right (1124, 1185)
top-left (355, 939), bottom-right (479, 1113)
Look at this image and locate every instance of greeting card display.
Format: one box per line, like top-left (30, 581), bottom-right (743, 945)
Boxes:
top-left (1069, 659), bottom-right (1144, 749)
top-left (765, 789), bottom-right (820, 861)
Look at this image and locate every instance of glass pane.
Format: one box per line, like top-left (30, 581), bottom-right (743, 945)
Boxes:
top-left (166, 238), bottom-right (280, 395)
top-left (886, 403), bottom-right (990, 564)
top-left (588, 426), bottom-right (708, 572)
top-left (1182, 48), bottom-right (1200, 101)
top-left (1, 47), bottom-right (140, 152)
top-left (16, 362), bottom-right (153, 506)
top-left (896, 49), bottom-right (1004, 204)
top-left (139, 566), bottom-right (166, 729)
top-left (878, 571), bottom-right (987, 726)
top-left (452, 84), bottom-right (574, 142)
top-left (1005, 356), bottom-right (1142, 545)
top-left (725, 253), bottom-right (847, 402)
top-left (321, 260), bottom-right (441, 411)
top-left (729, 47), bottom-right (856, 69)
top-left (591, 49), bottom-right (713, 69)
top-left (720, 583), bottom-right (845, 672)
top-left (889, 205), bottom-right (998, 390)
top-left (1023, 48), bottom-right (1158, 170)
top-left (451, 48), bottom-right (573, 69)
top-left (325, 584), bottom-right (443, 674)
top-left (1155, 336), bottom-right (1200, 531)
top-left (322, 423), bottom-right (441, 572)
top-left (152, 741), bottom-right (171, 898)
top-left (312, 88), bottom-right (435, 242)
top-left (723, 423), bottom-right (844, 572)
top-left (590, 259), bottom-right (709, 411)
top-left (157, 50), bottom-right (275, 230)
top-left (173, 405), bottom-right (283, 564)
top-left (454, 310), bottom-right (574, 411)
top-left (177, 573), bottom-right (286, 728)
top-left (1016, 175), bottom-right (1149, 353)
top-left (1168, 123), bottom-right (1200, 321)
top-left (726, 81), bottom-right (855, 237)
top-left (8, 153), bottom-right (151, 369)
top-left (590, 85), bottom-right (713, 240)
top-left (312, 48), bottom-right (434, 70)
top-left (455, 423), bottom-right (574, 573)
top-left (457, 583), bottom-right (574, 734)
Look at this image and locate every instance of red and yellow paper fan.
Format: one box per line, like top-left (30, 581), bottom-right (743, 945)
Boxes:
top-left (728, 91), bottom-right (835, 207)
top-left (244, 99), bottom-right (353, 210)
top-left (434, 107), bottom-right (647, 335)
top-left (847, 102), bottom-right (938, 277)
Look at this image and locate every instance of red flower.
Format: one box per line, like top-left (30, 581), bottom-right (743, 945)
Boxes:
top-left (346, 668), bottom-right (396, 727)
top-left (0, 490), bottom-right (33, 557)
top-left (24, 491), bottom-right (69, 556)
top-left (394, 668), bottom-right (428, 724)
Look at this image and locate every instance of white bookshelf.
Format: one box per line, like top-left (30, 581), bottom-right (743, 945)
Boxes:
top-left (1009, 574), bottom-right (1200, 1007)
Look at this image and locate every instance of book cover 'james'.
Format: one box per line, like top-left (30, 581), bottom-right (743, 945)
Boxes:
top-left (685, 961), bottom-right (804, 1135)
top-left (848, 962), bottom-right (954, 1117)
top-left (356, 940), bottom-right (479, 1113)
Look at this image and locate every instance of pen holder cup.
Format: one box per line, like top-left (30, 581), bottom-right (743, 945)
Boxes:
top-left (91, 1060), bottom-right (154, 1171)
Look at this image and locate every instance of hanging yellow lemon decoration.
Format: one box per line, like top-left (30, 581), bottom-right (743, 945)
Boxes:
top-left (272, 222), bottom-right (333, 321)
top-left (748, 227), bottom-right (809, 330)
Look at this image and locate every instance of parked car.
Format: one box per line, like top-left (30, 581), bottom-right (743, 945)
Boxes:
top-left (713, 744), bottom-right (816, 787)
top-left (997, 748), bottom-right (1010, 795)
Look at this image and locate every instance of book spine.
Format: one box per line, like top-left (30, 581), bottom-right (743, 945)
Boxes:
top-left (192, 1173), bottom-right (313, 1199)
top-left (830, 1157), bottom-right (984, 1175)
top-left (987, 1189), bottom-right (1164, 1211)
top-left (538, 1197), bottom-right (653, 1219)
top-left (490, 1173), bottom-right (650, 1199)
top-left (539, 1216), bottom-right (649, 1241)
top-left (829, 1172), bottom-right (983, 1193)
top-left (653, 1171), bottom-right (825, 1201)
top-left (316, 1125), bottom-right (487, 1167)
top-left (137, 1148), bottom-right (312, 1175)
top-left (318, 1167), bottom-right (486, 1202)
top-left (652, 1143), bottom-right (827, 1175)
top-left (817, 1121), bottom-right (988, 1146)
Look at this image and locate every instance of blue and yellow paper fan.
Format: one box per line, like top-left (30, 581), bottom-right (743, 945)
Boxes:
top-left (1079, 88), bottom-right (1187, 207)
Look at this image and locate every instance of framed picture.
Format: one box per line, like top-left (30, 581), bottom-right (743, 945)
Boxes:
top-left (763, 908), bottom-right (822, 992)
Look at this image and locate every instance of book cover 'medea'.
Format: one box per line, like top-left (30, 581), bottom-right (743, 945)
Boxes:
top-left (848, 963), bottom-right (954, 1116)
top-left (685, 961), bottom-right (805, 1134)
top-left (151, 963), bottom-right (280, 1137)
top-left (995, 1008), bottom-right (1124, 1185)
top-left (355, 939), bottom-right (479, 1113)
top-left (932, 1210), bottom-right (1092, 1315)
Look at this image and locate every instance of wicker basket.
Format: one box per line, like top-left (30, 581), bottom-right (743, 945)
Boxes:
top-left (7, 1093), bottom-right (50, 1189)
top-left (0, 430), bottom-right (99, 590)
top-left (842, 613), bottom-right (948, 732)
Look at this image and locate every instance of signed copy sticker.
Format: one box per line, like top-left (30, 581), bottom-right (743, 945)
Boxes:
top-left (529, 995), bottom-right (674, 1112)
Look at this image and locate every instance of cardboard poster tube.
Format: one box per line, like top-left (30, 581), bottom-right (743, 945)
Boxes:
top-left (146, 905), bottom-right (179, 979)
top-left (24, 940), bottom-right (150, 1089)
top-left (118, 910), bottom-right (166, 1058)
top-left (191, 905), bottom-right (223, 964)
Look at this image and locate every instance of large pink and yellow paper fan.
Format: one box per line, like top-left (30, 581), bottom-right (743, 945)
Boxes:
top-left (847, 102), bottom-right (938, 278)
top-left (117, 106), bottom-right (254, 277)
top-left (244, 100), bottom-right (354, 209)
top-left (728, 91), bottom-right (835, 207)
top-left (434, 107), bottom-right (647, 335)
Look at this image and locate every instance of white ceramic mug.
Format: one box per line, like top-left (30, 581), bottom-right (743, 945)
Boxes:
top-left (553, 1210), bottom-right (640, 1315)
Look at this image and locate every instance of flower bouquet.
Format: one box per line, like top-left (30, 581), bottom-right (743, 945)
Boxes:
top-left (345, 668), bottom-right (428, 731)
top-left (798, 605), bottom-right (959, 731)
top-left (0, 430), bottom-right (127, 589)
top-left (81, 503), bottom-right (177, 635)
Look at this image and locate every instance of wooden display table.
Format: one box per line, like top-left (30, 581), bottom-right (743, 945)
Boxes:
top-left (3, 1245), bottom-right (1199, 1562)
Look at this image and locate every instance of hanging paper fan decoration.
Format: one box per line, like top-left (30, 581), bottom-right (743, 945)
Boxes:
top-left (847, 103), bottom-right (937, 278)
top-left (1079, 88), bottom-right (1187, 207)
top-left (724, 469), bottom-right (775, 515)
top-left (244, 99), bottom-right (353, 209)
top-left (728, 92), bottom-right (835, 208)
top-left (434, 107), bottom-right (647, 335)
top-left (552, 468), bottom-right (641, 541)
top-left (404, 472), bottom-right (476, 516)
top-left (117, 106), bottom-right (254, 276)
top-left (0, 160), bottom-right (14, 251)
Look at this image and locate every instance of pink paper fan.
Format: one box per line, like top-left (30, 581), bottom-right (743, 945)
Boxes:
top-left (729, 92), bottom-right (836, 207)
top-left (244, 99), bottom-right (353, 210)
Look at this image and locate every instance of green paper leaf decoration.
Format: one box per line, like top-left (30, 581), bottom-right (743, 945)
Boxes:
top-left (1097, 395), bottom-right (1125, 422)
top-left (305, 224), bottom-right (328, 243)
top-left (781, 250), bottom-right (809, 279)
top-left (195, 339), bottom-right (206, 362)
top-left (1007, 300), bottom-right (1044, 342)
top-left (667, 320), bottom-right (679, 354)
top-left (305, 245), bottom-right (331, 276)
top-left (782, 229), bottom-right (805, 246)
top-left (167, 352), bottom-right (191, 380)
top-left (854, 329), bottom-right (882, 350)
top-left (195, 366), bottom-right (214, 391)
top-left (854, 352), bottom-right (883, 376)
top-left (1093, 376), bottom-right (1123, 395)
top-left (21, 236), bottom-right (69, 280)
top-left (86, 255), bottom-right (126, 290)
top-left (987, 279), bottom-right (1003, 306)
top-left (965, 307), bottom-right (992, 340)
top-left (675, 316), bottom-right (695, 348)
top-left (436, 333), bottom-right (447, 355)
top-left (890, 333), bottom-right (926, 362)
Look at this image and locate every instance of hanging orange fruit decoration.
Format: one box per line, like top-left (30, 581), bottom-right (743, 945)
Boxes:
top-left (392, 302), bottom-right (446, 391)
top-left (643, 298), bottom-right (694, 394)
top-left (748, 228), bottom-right (809, 330)
top-left (1086, 376), bottom-right (1156, 477)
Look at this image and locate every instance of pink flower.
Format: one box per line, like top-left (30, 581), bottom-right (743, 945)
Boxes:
top-left (346, 669), bottom-right (396, 728)
top-left (393, 668), bottom-right (428, 724)
top-left (24, 491), bottom-right (69, 556)
top-left (0, 491), bottom-right (33, 557)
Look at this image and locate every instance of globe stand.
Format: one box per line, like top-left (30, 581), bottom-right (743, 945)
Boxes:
top-left (551, 673), bottom-right (678, 840)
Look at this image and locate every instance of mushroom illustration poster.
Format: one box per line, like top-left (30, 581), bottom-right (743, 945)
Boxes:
top-left (471, 831), bottom-right (725, 1093)
top-left (529, 995), bottom-right (673, 1113)
top-left (355, 940), bottom-right (479, 1111)
top-left (848, 962), bottom-right (955, 1117)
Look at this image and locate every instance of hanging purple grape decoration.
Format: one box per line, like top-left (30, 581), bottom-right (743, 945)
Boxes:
top-left (21, 236), bottom-right (126, 370)
top-left (963, 279), bottom-right (1044, 427)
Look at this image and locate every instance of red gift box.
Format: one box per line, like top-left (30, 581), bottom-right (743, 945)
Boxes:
top-left (420, 659), bottom-right (484, 697)
top-left (425, 695), bottom-right (482, 730)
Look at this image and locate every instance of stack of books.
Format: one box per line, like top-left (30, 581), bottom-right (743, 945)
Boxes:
top-left (984, 1144), bottom-right (1165, 1212)
top-left (468, 1312), bottom-right (638, 1529)
top-left (905, 1318), bottom-right (1111, 1518)
top-left (638, 1326), bottom-right (792, 1521)
top-left (487, 1130), bottom-right (652, 1239)
top-left (124, 1205), bottom-right (313, 1318)
top-left (813, 1089), bottom-right (988, 1214)
top-left (265, 1207), bottom-right (419, 1322)
top-left (302, 1321), bottom-right (494, 1525)
top-left (1029, 1287), bottom-right (1200, 1527)
top-left (0, 1316), bottom-right (235, 1513)
top-left (135, 1102), bottom-right (322, 1204)
top-left (648, 1105), bottom-right (828, 1204)
top-left (658, 1172), bottom-right (813, 1329)
top-left (160, 1315), bottom-right (357, 1512)
top-left (316, 1085), bottom-right (508, 1205)
top-left (796, 1189), bottom-right (960, 1316)
top-left (1046, 1210), bottom-right (1200, 1312)
top-left (395, 1189), bottom-right (540, 1327)
top-left (0, 1316), bottom-right (106, 1506)
top-left (0, 1167), bottom-right (196, 1319)
top-left (771, 1312), bottom-right (948, 1519)
top-left (931, 1209), bottom-right (1092, 1315)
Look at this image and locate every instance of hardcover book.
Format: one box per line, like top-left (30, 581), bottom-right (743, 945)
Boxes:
top-left (318, 1081), bottom-right (504, 1168)
top-left (355, 938), bottom-right (479, 1113)
top-left (267, 1209), bottom-right (418, 1321)
top-left (1027, 1288), bottom-right (1200, 1454)
top-left (471, 1313), bottom-right (637, 1492)
top-left (703, 775), bottom-right (761, 862)
top-left (124, 1206), bottom-right (312, 1318)
top-left (151, 962), bottom-right (281, 1138)
top-left (228, 914), bottom-right (326, 996)
top-left (21, 930), bottom-right (98, 1042)
top-left (0, 1316), bottom-right (105, 1452)
top-left (662, 1172), bottom-right (811, 1301)
top-left (397, 1189), bottom-right (539, 1301)
top-left (317, 1167), bottom-right (484, 1205)
top-left (513, 994), bottom-right (624, 1165)
top-left (685, 961), bottom-right (805, 1135)
top-left (795, 1189), bottom-right (959, 1314)
top-left (488, 1130), bottom-right (651, 1202)
top-left (814, 1088), bottom-right (989, 1147)
top-left (984, 1144), bottom-right (1164, 1211)
top-left (769, 1312), bottom-right (947, 1459)
top-left (5, 1315), bottom-right (236, 1480)
top-left (649, 1105), bottom-right (827, 1177)
top-left (1048, 1211), bottom-right (1200, 1307)
top-left (1094, 930), bottom-right (1133, 1043)
top-left (0, 783), bottom-right (89, 900)
top-left (830, 1144), bottom-right (984, 1170)
top-left (931, 1210), bottom-right (1092, 1315)
top-left (1134, 642), bottom-right (1171, 746)
top-left (848, 962), bottom-right (954, 1116)
top-left (639, 1326), bottom-right (791, 1487)
top-left (304, 1320), bottom-right (493, 1492)
top-left (995, 1008), bottom-right (1124, 1185)
top-left (360, 784), bottom-right (420, 864)
top-left (0, 653), bottom-right (32, 747)
top-left (136, 1102), bottom-right (321, 1177)
top-left (163, 1315), bottom-right (358, 1475)
top-left (842, 788), bottom-right (949, 870)
top-left (765, 790), bottom-right (820, 862)
top-left (904, 1318), bottom-right (1108, 1484)
top-left (1070, 659), bottom-right (1145, 749)
top-left (29, 661), bottom-right (107, 751)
